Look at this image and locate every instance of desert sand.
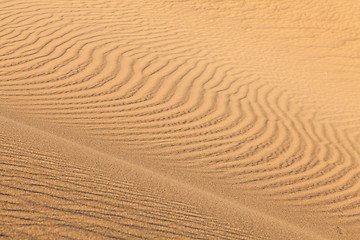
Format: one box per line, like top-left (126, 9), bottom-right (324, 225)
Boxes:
top-left (1, 0), bottom-right (360, 239)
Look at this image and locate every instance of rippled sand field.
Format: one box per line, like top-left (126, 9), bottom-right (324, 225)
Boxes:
top-left (1, 0), bottom-right (360, 239)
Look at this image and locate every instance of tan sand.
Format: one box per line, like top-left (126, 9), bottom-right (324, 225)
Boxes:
top-left (0, 0), bottom-right (359, 239)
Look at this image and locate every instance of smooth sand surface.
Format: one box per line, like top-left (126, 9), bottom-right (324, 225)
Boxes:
top-left (1, 0), bottom-right (360, 239)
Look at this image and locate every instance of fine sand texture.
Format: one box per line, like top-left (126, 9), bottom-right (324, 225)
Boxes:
top-left (1, 0), bottom-right (360, 239)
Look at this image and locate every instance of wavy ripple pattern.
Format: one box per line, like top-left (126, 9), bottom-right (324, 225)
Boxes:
top-left (1, 0), bottom-right (360, 239)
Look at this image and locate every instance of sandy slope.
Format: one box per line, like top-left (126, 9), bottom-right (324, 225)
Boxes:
top-left (0, 0), bottom-right (360, 239)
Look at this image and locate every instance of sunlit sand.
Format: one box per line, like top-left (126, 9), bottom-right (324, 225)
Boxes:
top-left (1, 0), bottom-right (360, 239)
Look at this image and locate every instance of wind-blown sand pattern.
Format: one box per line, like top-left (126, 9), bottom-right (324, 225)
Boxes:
top-left (1, 0), bottom-right (360, 239)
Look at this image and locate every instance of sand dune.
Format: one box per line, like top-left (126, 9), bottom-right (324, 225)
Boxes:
top-left (0, 114), bottom-right (321, 239)
top-left (1, 0), bottom-right (360, 239)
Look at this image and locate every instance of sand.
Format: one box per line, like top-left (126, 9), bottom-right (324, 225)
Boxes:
top-left (0, 0), bottom-right (360, 239)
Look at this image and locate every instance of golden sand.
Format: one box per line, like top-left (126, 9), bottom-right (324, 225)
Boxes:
top-left (1, 0), bottom-right (360, 239)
